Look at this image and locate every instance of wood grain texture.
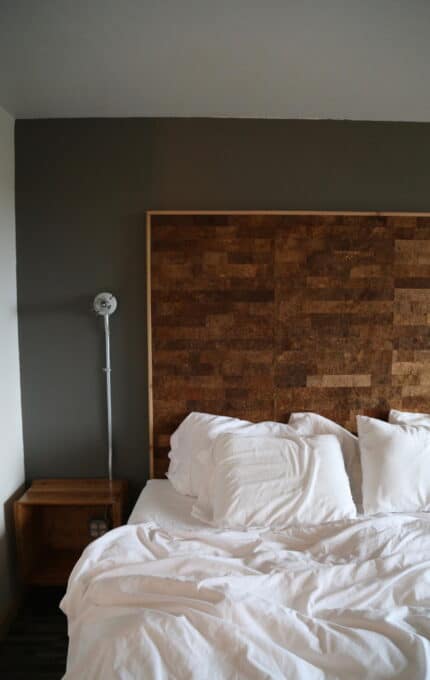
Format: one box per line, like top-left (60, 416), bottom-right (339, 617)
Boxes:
top-left (14, 479), bottom-right (128, 586)
top-left (149, 212), bottom-right (430, 478)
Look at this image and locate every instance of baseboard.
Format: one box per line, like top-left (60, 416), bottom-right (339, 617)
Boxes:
top-left (0, 591), bottom-right (23, 640)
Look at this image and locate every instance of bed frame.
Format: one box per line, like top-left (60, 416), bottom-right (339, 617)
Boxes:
top-left (147, 210), bottom-right (430, 479)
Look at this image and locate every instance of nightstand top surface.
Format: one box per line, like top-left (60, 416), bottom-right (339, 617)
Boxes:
top-left (16, 478), bottom-right (127, 506)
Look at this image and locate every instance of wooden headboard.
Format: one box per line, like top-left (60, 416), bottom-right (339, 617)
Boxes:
top-left (147, 211), bottom-right (430, 478)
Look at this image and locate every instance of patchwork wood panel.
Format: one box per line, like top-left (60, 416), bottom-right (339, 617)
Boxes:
top-left (149, 212), bottom-right (430, 478)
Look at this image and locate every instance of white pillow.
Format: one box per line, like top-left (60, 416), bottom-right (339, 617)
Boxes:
top-left (389, 409), bottom-right (430, 428)
top-left (190, 419), bottom-right (298, 521)
top-left (209, 433), bottom-right (356, 529)
top-left (288, 412), bottom-right (362, 509)
top-left (167, 412), bottom-right (296, 497)
top-left (357, 415), bottom-right (430, 514)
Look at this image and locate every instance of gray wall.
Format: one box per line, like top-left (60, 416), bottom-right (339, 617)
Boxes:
top-left (15, 118), bottom-right (430, 500)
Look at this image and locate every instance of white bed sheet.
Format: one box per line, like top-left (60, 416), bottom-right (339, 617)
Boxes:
top-left (62, 505), bottom-right (430, 679)
top-left (127, 479), bottom-right (205, 531)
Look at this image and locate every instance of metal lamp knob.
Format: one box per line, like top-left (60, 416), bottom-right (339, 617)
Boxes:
top-left (93, 292), bottom-right (117, 316)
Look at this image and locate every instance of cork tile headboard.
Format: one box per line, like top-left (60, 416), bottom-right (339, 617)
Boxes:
top-left (147, 211), bottom-right (430, 478)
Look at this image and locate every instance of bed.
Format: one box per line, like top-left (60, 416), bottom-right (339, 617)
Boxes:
top-left (61, 211), bottom-right (430, 678)
top-left (61, 478), bottom-right (430, 679)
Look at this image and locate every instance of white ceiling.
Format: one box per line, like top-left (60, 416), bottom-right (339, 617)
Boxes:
top-left (1, 0), bottom-right (430, 121)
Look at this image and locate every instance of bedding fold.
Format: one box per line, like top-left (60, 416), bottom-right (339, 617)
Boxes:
top-left (61, 514), bottom-right (430, 679)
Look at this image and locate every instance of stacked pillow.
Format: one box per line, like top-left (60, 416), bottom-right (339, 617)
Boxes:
top-left (167, 412), bottom-right (357, 528)
top-left (167, 412), bottom-right (298, 497)
top-left (208, 432), bottom-right (356, 529)
top-left (287, 412), bottom-right (362, 509)
top-left (167, 408), bottom-right (430, 528)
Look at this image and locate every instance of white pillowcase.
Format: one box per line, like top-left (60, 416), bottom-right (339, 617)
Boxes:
top-left (190, 419), bottom-right (298, 521)
top-left (389, 409), bottom-right (430, 428)
top-left (167, 412), bottom-right (296, 498)
top-left (357, 415), bottom-right (430, 514)
top-left (288, 412), bottom-right (362, 509)
top-left (209, 433), bottom-right (356, 529)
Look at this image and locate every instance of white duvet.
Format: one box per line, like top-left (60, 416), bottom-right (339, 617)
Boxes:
top-left (61, 514), bottom-right (430, 679)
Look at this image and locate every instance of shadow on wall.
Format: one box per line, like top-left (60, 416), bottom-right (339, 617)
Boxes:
top-left (117, 209), bottom-right (150, 499)
top-left (18, 292), bottom-right (107, 434)
top-left (18, 288), bottom-right (148, 502)
top-left (18, 294), bottom-right (97, 318)
top-left (0, 482), bottom-right (25, 637)
top-left (17, 292), bottom-right (112, 480)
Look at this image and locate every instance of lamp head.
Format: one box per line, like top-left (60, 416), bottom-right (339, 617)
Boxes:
top-left (93, 292), bottom-right (117, 316)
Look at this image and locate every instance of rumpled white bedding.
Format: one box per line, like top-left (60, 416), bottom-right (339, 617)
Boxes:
top-left (61, 513), bottom-right (430, 679)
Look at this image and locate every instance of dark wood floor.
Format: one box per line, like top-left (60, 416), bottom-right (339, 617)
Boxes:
top-left (0, 588), bottom-right (68, 680)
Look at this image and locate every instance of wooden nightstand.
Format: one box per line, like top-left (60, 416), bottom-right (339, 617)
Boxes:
top-left (14, 479), bottom-right (128, 586)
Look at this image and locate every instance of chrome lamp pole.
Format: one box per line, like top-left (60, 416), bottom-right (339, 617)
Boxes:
top-left (93, 292), bottom-right (118, 482)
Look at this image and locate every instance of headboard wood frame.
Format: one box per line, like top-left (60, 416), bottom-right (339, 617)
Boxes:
top-left (147, 210), bottom-right (430, 479)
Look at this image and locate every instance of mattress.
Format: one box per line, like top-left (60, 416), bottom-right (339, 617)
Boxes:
top-left (127, 479), bottom-right (430, 529)
top-left (127, 479), bottom-right (206, 531)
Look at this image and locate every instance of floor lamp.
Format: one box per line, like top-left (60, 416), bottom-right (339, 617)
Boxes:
top-left (93, 292), bottom-right (118, 483)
